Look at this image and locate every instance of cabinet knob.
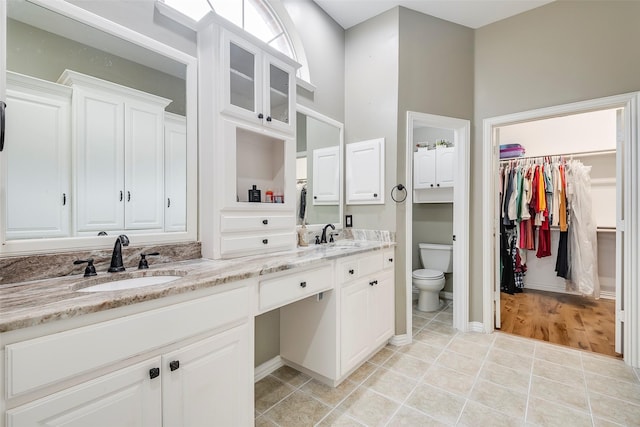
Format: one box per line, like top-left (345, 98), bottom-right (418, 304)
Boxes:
top-left (149, 367), bottom-right (160, 379)
top-left (300, 281), bottom-right (307, 288)
top-left (262, 239), bottom-right (268, 244)
top-left (373, 193), bottom-right (378, 197)
top-left (127, 191), bottom-right (131, 202)
top-left (262, 219), bottom-right (268, 225)
top-left (430, 184), bottom-right (434, 188)
top-left (169, 360), bottom-right (180, 371)
top-left (388, 258), bottom-right (393, 263)
top-left (120, 190), bottom-right (123, 202)
top-left (369, 280), bottom-right (376, 286)
top-left (62, 193), bottom-right (67, 206)
top-left (258, 113), bottom-right (264, 119)
top-left (167, 198), bottom-right (171, 208)
top-left (349, 269), bottom-right (354, 275)
top-left (437, 183), bottom-right (440, 187)
top-left (314, 196), bottom-right (317, 199)
top-left (266, 116), bottom-right (272, 122)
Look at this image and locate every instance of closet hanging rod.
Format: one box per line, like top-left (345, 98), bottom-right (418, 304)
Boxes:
top-left (499, 148), bottom-right (616, 163)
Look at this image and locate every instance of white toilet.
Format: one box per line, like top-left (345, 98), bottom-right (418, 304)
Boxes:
top-left (413, 243), bottom-right (453, 312)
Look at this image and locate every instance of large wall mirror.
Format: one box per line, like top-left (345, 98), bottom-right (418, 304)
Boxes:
top-left (0, 0), bottom-right (197, 254)
top-left (295, 106), bottom-right (343, 229)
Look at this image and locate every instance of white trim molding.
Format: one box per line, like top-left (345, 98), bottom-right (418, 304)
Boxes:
top-left (254, 356), bottom-right (285, 383)
top-left (482, 93), bottom-right (640, 368)
top-left (405, 112), bottom-right (471, 338)
top-left (389, 334), bottom-right (412, 346)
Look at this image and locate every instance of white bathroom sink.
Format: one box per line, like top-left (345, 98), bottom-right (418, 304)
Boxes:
top-left (77, 275), bottom-right (182, 292)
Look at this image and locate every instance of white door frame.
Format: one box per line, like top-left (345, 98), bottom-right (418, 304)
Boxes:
top-left (482, 93), bottom-right (640, 368)
top-left (405, 112), bottom-right (470, 335)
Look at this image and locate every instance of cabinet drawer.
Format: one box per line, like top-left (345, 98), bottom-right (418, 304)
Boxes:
top-left (383, 249), bottom-right (395, 269)
top-left (6, 286), bottom-right (249, 399)
top-left (220, 214), bottom-right (294, 232)
top-left (340, 261), bottom-right (359, 283)
top-left (259, 265), bottom-right (333, 312)
top-left (357, 252), bottom-right (384, 277)
top-left (220, 232), bottom-right (294, 256)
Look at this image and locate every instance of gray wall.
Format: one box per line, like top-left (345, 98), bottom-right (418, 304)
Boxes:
top-left (283, 0), bottom-right (345, 122)
top-left (7, 19), bottom-right (186, 114)
top-left (471, 0), bottom-right (640, 320)
top-left (396, 7), bottom-right (474, 333)
top-left (344, 8), bottom-right (399, 232)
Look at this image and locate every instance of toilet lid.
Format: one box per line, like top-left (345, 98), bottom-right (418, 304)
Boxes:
top-left (412, 269), bottom-right (444, 280)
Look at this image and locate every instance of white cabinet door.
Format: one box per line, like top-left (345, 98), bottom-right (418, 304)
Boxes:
top-left (369, 271), bottom-right (395, 349)
top-left (340, 281), bottom-right (371, 376)
top-left (312, 146), bottom-right (340, 205)
top-left (124, 101), bottom-right (165, 230)
top-left (264, 54), bottom-right (294, 133)
top-left (164, 113), bottom-right (187, 232)
top-left (223, 31), bottom-right (262, 125)
top-left (5, 78), bottom-right (71, 240)
top-left (162, 324), bottom-right (251, 427)
top-left (76, 88), bottom-right (125, 232)
top-left (413, 150), bottom-right (436, 189)
top-left (6, 358), bottom-right (162, 427)
top-left (436, 147), bottom-right (455, 188)
top-left (346, 138), bottom-right (384, 205)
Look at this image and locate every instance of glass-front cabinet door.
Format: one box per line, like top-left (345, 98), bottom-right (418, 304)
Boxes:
top-left (221, 29), bottom-right (295, 134)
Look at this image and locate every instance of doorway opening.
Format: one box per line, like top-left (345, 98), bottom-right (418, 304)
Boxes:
top-left (405, 112), bottom-right (470, 338)
top-left (482, 93), bottom-right (640, 368)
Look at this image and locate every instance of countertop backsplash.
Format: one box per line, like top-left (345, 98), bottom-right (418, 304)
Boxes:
top-left (0, 242), bottom-right (201, 286)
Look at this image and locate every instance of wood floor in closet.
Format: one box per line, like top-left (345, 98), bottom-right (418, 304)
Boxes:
top-left (499, 289), bottom-right (619, 358)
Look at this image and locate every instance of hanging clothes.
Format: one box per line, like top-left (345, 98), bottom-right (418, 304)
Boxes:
top-left (566, 161), bottom-right (600, 297)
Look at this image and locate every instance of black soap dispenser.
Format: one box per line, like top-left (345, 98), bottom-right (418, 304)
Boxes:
top-left (248, 185), bottom-right (261, 202)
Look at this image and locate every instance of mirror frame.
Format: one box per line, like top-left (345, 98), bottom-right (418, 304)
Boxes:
top-left (0, 0), bottom-right (198, 255)
top-left (296, 104), bottom-right (344, 231)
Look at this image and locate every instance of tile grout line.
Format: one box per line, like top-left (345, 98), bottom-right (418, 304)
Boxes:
top-left (523, 341), bottom-right (537, 424)
top-left (381, 302), bottom-right (454, 425)
top-left (580, 351), bottom-right (598, 427)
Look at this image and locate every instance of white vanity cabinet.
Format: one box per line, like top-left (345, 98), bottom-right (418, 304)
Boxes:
top-left (164, 113), bottom-right (187, 232)
top-left (280, 249), bottom-right (395, 385)
top-left (339, 250), bottom-right (395, 376)
top-left (58, 70), bottom-right (171, 234)
top-left (4, 72), bottom-right (72, 240)
top-left (2, 283), bottom-right (253, 427)
top-left (221, 28), bottom-right (296, 135)
top-left (346, 138), bottom-right (385, 205)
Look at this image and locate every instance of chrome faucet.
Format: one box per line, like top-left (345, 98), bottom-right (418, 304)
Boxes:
top-left (320, 223), bottom-right (335, 244)
top-left (108, 234), bottom-right (130, 272)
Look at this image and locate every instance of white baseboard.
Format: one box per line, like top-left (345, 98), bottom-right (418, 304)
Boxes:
top-left (389, 334), bottom-right (411, 346)
top-left (467, 321), bottom-right (486, 333)
top-left (254, 356), bottom-right (284, 383)
top-left (600, 291), bottom-right (616, 300)
top-left (526, 281), bottom-right (616, 300)
top-left (439, 291), bottom-right (454, 300)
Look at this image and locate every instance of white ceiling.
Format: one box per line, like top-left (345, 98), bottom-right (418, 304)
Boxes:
top-left (313, 0), bottom-right (554, 29)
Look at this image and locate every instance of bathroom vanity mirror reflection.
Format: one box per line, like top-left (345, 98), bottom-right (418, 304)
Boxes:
top-left (295, 107), bottom-right (343, 229)
top-left (1, 0), bottom-right (197, 253)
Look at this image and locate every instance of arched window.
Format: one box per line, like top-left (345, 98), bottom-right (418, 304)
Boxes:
top-left (160, 0), bottom-right (310, 82)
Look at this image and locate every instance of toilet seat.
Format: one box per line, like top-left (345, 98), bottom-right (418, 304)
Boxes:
top-left (412, 269), bottom-right (444, 280)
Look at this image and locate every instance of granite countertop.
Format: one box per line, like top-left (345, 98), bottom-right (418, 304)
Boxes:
top-left (0, 241), bottom-right (394, 333)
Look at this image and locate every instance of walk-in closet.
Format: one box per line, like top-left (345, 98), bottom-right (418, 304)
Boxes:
top-left (496, 108), bottom-right (620, 358)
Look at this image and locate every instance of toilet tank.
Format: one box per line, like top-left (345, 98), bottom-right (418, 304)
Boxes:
top-left (418, 243), bottom-right (453, 273)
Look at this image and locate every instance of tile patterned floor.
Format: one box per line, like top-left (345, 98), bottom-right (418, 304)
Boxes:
top-left (255, 301), bottom-right (640, 426)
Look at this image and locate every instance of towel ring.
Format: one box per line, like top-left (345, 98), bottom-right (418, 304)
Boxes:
top-left (391, 184), bottom-right (407, 203)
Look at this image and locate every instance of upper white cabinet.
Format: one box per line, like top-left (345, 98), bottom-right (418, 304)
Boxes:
top-left (222, 29), bottom-right (295, 134)
top-left (59, 70), bottom-right (171, 234)
top-left (413, 146), bottom-right (455, 203)
top-left (198, 17), bottom-right (299, 259)
top-left (346, 138), bottom-right (385, 205)
top-left (4, 72), bottom-right (72, 240)
top-left (312, 146), bottom-right (340, 205)
top-left (164, 113), bottom-right (187, 232)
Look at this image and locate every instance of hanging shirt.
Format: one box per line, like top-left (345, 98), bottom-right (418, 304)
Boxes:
top-left (559, 164), bottom-right (568, 232)
top-left (551, 163), bottom-right (561, 227)
top-left (520, 165), bottom-right (532, 221)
